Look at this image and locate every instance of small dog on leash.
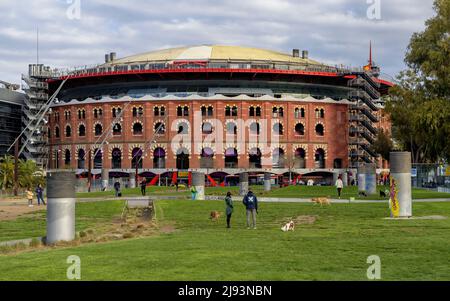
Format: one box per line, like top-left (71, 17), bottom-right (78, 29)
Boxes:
top-left (311, 197), bottom-right (331, 206)
top-left (281, 220), bottom-right (295, 232)
top-left (358, 191), bottom-right (368, 197)
top-left (380, 190), bottom-right (387, 198)
top-left (210, 211), bottom-right (221, 222)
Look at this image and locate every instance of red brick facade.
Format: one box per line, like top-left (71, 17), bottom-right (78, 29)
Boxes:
top-left (48, 99), bottom-right (349, 172)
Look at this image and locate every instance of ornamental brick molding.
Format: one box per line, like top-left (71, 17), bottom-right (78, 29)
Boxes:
top-left (128, 144), bottom-right (144, 159)
top-left (313, 144), bottom-right (328, 158)
top-left (108, 144), bottom-right (123, 159)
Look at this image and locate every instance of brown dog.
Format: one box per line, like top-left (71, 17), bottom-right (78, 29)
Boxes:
top-left (210, 211), bottom-right (221, 221)
top-left (311, 197), bottom-right (331, 206)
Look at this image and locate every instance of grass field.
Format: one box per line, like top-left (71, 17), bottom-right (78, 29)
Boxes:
top-left (0, 200), bottom-right (449, 280)
top-left (76, 184), bottom-right (450, 200)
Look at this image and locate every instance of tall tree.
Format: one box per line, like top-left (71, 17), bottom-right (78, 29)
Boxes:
top-left (386, 0), bottom-right (450, 163)
top-left (0, 155), bottom-right (14, 192)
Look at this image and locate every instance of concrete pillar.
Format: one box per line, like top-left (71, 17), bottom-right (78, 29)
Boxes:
top-left (239, 172), bottom-right (249, 196)
top-left (390, 152), bottom-right (412, 217)
top-left (129, 172), bottom-right (136, 189)
top-left (192, 172), bottom-right (205, 200)
top-left (101, 169), bottom-right (109, 191)
top-left (46, 170), bottom-right (76, 245)
top-left (264, 172), bottom-right (271, 191)
top-left (342, 172), bottom-right (348, 187)
top-left (357, 164), bottom-right (366, 193)
top-left (365, 163), bottom-right (377, 195)
top-left (333, 172), bottom-right (339, 186)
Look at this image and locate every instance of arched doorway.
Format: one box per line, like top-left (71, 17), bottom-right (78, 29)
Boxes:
top-left (272, 148), bottom-right (285, 168)
top-left (93, 149), bottom-right (103, 169)
top-left (64, 149), bottom-right (71, 168)
top-left (224, 148), bottom-right (238, 168)
top-left (77, 149), bottom-right (85, 169)
top-left (200, 148), bottom-right (214, 168)
top-left (249, 148), bottom-right (262, 168)
top-left (294, 148), bottom-right (306, 168)
top-left (111, 148), bottom-right (121, 169)
top-left (131, 148), bottom-right (143, 169)
top-left (153, 148), bottom-right (166, 168)
top-left (315, 148), bottom-right (325, 169)
top-left (176, 148), bottom-right (189, 170)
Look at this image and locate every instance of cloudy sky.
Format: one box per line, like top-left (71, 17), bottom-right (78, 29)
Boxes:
top-left (0, 0), bottom-right (436, 85)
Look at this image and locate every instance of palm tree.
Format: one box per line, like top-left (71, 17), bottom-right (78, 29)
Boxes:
top-left (0, 155), bottom-right (14, 192)
top-left (18, 159), bottom-right (45, 190)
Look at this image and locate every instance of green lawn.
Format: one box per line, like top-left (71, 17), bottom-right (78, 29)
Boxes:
top-left (0, 200), bottom-right (449, 280)
top-left (76, 185), bottom-right (450, 200)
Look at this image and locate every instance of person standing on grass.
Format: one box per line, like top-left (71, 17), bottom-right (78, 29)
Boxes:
top-left (225, 192), bottom-right (234, 229)
top-left (35, 184), bottom-right (46, 206)
top-left (243, 190), bottom-right (258, 229)
top-left (114, 181), bottom-right (121, 197)
top-left (335, 176), bottom-right (344, 199)
top-left (190, 185), bottom-right (197, 200)
top-left (140, 179), bottom-right (147, 196)
top-left (26, 187), bottom-right (34, 207)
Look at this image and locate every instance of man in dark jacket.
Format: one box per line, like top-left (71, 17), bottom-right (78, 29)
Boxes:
top-left (243, 190), bottom-right (258, 229)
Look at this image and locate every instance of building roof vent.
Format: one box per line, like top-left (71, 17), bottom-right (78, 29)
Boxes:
top-left (105, 54), bottom-right (110, 63)
top-left (110, 52), bottom-right (117, 62)
top-left (292, 49), bottom-right (300, 58)
top-left (302, 50), bottom-right (309, 60)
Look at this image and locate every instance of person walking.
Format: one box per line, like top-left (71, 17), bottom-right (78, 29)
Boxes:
top-left (243, 190), bottom-right (258, 229)
top-left (225, 192), bottom-right (234, 229)
top-left (35, 184), bottom-right (46, 206)
top-left (114, 181), bottom-right (121, 197)
top-left (140, 179), bottom-right (147, 196)
top-left (335, 175), bottom-right (344, 199)
top-left (190, 185), bottom-right (197, 200)
top-left (26, 187), bottom-right (34, 207)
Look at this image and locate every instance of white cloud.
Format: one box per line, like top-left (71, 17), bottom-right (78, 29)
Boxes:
top-left (0, 0), bottom-right (436, 84)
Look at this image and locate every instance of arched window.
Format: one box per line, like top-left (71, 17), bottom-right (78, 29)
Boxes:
top-left (93, 149), bottom-right (102, 169)
top-left (226, 123), bottom-right (237, 135)
top-left (94, 109), bottom-right (98, 119)
top-left (65, 125), bottom-right (72, 137)
top-left (178, 122), bottom-right (188, 134)
top-left (232, 106), bottom-right (238, 116)
top-left (113, 123), bottom-right (122, 135)
top-left (301, 108), bottom-right (305, 118)
top-left (200, 148), bottom-right (214, 168)
top-left (249, 107), bottom-right (255, 117)
top-left (279, 107), bottom-right (284, 117)
top-left (224, 148), bottom-right (238, 168)
top-left (131, 148), bottom-right (143, 169)
top-left (273, 123), bottom-right (283, 135)
top-left (79, 124), bottom-right (86, 137)
top-left (294, 148), bottom-right (306, 168)
top-left (201, 106), bottom-right (207, 117)
top-left (183, 106), bottom-right (189, 117)
top-left (177, 106), bottom-right (183, 117)
top-left (111, 148), bottom-right (121, 169)
top-left (295, 123), bottom-right (305, 136)
top-left (272, 148), bottom-right (285, 168)
top-left (334, 158), bottom-right (343, 169)
top-left (315, 108), bottom-right (320, 118)
top-left (133, 122), bottom-right (143, 135)
top-left (315, 148), bottom-right (325, 169)
top-left (154, 107), bottom-right (160, 116)
top-left (95, 124), bottom-right (103, 136)
top-left (294, 108), bottom-right (300, 119)
top-left (315, 124), bottom-right (324, 136)
top-left (64, 149), bottom-right (71, 167)
top-left (55, 126), bottom-right (60, 138)
top-left (256, 107), bottom-right (261, 117)
top-left (225, 106), bottom-right (231, 117)
top-left (207, 106), bottom-right (213, 117)
top-left (112, 108), bottom-right (117, 118)
top-left (320, 109), bottom-right (325, 118)
top-left (176, 148), bottom-right (189, 170)
top-left (250, 122), bottom-right (260, 135)
top-left (77, 149), bottom-right (85, 169)
top-left (202, 122), bottom-right (213, 134)
top-left (153, 148), bottom-right (166, 168)
top-left (155, 122), bottom-right (165, 134)
top-left (249, 148), bottom-right (262, 168)
top-left (132, 107), bottom-right (138, 117)
top-left (160, 107), bottom-right (165, 116)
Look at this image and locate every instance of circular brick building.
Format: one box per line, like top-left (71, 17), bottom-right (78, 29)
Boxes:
top-left (46, 45), bottom-right (392, 188)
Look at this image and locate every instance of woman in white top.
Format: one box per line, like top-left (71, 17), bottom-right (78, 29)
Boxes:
top-left (335, 176), bottom-right (344, 199)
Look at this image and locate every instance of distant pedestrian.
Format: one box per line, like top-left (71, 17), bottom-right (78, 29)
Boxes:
top-left (335, 176), bottom-right (344, 199)
top-left (114, 181), bottom-right (121, 197)
top-left (35, 184), bottom-right (46, 205)
top-left (26, 187), bottom-right (34, 207)
top-left (243, 190), bottom-right (258, 229)
top-left (140, 179), bottom-right (147, 196)
top-left (225, 192), bottom-right (233, 229)
top-left (190, 185), bottom-right (197, 200)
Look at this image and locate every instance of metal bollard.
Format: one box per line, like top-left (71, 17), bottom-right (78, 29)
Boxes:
top-left (264, 173), bottom-right (271, 191)
top-left (192, 172), bottom-right (205, 200)
top-left (390, 152), bottom-right (412, 217)
top-left (239, 172), bottom-right (249, 196)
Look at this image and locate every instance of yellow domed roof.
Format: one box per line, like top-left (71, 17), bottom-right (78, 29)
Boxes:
top-left (108, 45), bottom-right (322, 66)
